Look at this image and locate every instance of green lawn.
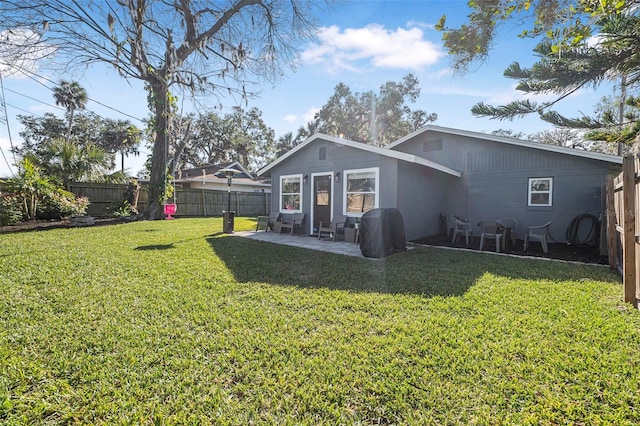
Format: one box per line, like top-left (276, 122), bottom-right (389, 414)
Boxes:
top-left (1, 217), bottom-right (638, 424)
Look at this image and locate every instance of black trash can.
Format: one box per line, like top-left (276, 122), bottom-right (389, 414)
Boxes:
top-left (359, 208), bottom-right (407, 258)
top-left (223, 210), bottom-right (235, 233)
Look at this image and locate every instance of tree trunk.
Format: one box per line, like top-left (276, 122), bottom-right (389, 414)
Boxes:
top-left (146, 80), bottom-right (170, 220)
top-left (67, 106), bottom-right (75, 142)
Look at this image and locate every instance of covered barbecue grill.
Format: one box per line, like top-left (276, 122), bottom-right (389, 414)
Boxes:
top-left (359, 208), bottom-right (407, 258)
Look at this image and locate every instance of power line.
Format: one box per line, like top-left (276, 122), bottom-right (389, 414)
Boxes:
top-left (0, 68), bottom-right (17, 176)
top-left (2, 86), bottom-right (65, 112)
top-left (87, 96), bottom-right (146, 123)
top-left (3, 100), bottom-right (44, 115)
top-left (0, 62), bottom-right (149, 176)
top-left (1, 61), bottom-right (146, 123)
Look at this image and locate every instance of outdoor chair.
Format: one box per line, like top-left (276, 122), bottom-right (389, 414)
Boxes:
top-left (280, 212), bottom-right (305, 235)
top-left (524, 221), bottom-right (552, 253)
top-left (497, 217), bottom-right (518, 250)
top-left (256, 212), bottom-right (280, 232)
top-left (451, 217), bottom-right (473, 246)
top-left (257, 212), bottom-right (280, 232)
top-left (318, 214), bottom-right (347, 241)
top-left (478, 220), bottom-right (505, 253)
top-left (441, 212), bottom-right (455, 238)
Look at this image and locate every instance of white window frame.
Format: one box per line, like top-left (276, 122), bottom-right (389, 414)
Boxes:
top-left (343, 167), bottom-right (379, 217)
top-left (528, 177), bottom-right (553, 207)
top-left (279, 174), bottom-right (303, 213)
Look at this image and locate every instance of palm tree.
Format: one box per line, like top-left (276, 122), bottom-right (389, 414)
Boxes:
top-left (52, 80), bottom-right (88, 142)
top-left (101, 119), bottom-right (142, 173)
top-left (275, 132), bottom-right (295, 157)
top-left (42, 138), bottom-right (112, 189)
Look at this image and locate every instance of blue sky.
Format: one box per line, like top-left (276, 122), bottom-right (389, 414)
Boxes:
top-left (0, 0), bottom-right (616, 178)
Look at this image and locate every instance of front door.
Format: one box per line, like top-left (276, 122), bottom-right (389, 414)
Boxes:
top-left (313, 174), bottom-right (332, 234)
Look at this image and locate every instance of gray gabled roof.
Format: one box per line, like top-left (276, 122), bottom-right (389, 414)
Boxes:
top-left (387, 125), bottom-right (623, 165)
top-left (258, 133), bottom-right (461, 177)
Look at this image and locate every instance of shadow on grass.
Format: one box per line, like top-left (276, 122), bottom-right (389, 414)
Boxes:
top-left (207, 235), bottom-right (620, 298)
top-left (135, 244), bottom-right (175, 251)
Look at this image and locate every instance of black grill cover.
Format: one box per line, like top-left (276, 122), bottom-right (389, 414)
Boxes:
top-left (359, 208), bottom-right (407, 258)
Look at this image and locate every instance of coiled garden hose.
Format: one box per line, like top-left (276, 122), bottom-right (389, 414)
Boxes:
top-left (565, 213), bottom-right (600, 246)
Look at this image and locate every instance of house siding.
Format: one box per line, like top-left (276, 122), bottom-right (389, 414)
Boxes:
top-left (268, 137), bottom-right (401, 234)
top-left (392, 131), bottom-right (618, 242)
top-left (396, 162), bottom-right (456, 241)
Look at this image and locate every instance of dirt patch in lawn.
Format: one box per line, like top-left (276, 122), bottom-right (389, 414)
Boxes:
top-left (0, 217), bottom-right (128, 234)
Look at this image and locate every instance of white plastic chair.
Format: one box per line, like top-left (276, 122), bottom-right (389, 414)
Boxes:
top-left (478, 220), bottom-right (505, 253)
top-left (497, 217), bottom-right (518, 250)
top-left (451, 217), bottom-right (473, 246)
top-left (441, 212), bottom-right (455, 238)
top-left (524, 221), bottom-right (552, 253)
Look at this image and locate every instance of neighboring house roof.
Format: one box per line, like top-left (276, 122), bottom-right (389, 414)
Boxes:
top-left (180, 161), bottom-right (255, 179)
top-left (257, 133), bottom-right (462, 177)
top-left (178, 175), bottom-right (271, 189)
top-left (387, 125), bottom-right (623, 165)
top-left (177, 161), bottom-right (270, 190)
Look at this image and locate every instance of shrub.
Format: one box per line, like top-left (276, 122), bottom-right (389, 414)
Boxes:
top-left (0, 193), bottom-right (24, 225)
top-left (112, 200), bottom-right (136, 218)
top-left (37, 190), bottom-right (90, 220)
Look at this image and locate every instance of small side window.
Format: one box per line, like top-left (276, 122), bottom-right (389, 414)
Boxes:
top-left (528, 177), bottom-right (553, 207)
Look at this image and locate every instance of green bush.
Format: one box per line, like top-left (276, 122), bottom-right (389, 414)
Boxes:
top-left (111, 200), bottom-right (136, 217)
top-left (0, 193), bottom-right (24, 225)
top-left (36, 190), bottom-right (90, 220)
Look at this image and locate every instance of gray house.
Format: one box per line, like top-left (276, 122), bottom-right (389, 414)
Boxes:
top-left (257, 126), bottom-right (622, 243)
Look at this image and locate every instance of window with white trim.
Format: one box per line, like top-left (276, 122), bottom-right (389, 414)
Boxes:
top-left (344, 168), bottom-right (379, 216)
top-left (280, 174), bottom-right (302, 212)
top-left (528, 177), bottom-right (553, 206)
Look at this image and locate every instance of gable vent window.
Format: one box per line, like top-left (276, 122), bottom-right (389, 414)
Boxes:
top-left (319, 146), bottom-right (327, 160)
top-left (423, 139), bottom-right (443, 152)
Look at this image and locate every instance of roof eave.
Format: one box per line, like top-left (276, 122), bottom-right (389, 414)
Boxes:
top-left (258, 133), bottom-right (461, 177)
top-left (388, 125), bottom-right (623, 165)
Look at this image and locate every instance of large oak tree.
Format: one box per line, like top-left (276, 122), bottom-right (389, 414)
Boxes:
top-left (315, 74), bottom-right (437, 147)
top-left (1, 0), bottom-right (324, 218)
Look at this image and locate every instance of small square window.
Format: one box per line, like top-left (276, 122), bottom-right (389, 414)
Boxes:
top-left (528, 177), bottom-right (553, 207)
top-left (423, 139), bottom-right (442, 152)
top-left (319, 146), bottom-right (326, 160)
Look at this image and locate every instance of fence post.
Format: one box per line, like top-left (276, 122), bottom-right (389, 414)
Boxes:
top-left (265, 192), bottom-right (269, 214)
top-left (606, 175), bottom-right (617, 270)
top-left (622, 157), bottom-right (636, 304)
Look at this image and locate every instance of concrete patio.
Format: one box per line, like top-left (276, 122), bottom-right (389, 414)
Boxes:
top-left (233, 230), bottom-right (367, 258)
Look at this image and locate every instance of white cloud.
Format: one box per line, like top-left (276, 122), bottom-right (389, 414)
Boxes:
top-left (0, 136), bottom-right (18, 178)
top-left (586, 34), bottom-right (604, 48)
top-left (302, 24), bottom-right (444, 73)
top-left (406, 20), bottom-right (435, 30)
top-left (303, 107), bottom-right (319, 122)
top-left (281, 107), bottom-right (319, 125)
top-left (0, 29), bottom-right (54, 77)
top-left (424, 83), bottom-right (559, 105)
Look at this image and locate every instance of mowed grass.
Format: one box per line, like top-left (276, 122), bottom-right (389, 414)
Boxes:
top-left (1, 217), bottom-right (639, 424)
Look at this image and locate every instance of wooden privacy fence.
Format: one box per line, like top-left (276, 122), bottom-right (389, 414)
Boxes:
top-left (69, 182), bottom-right (270, 218)
top-left (608, 156), bottom-right (640, 307)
